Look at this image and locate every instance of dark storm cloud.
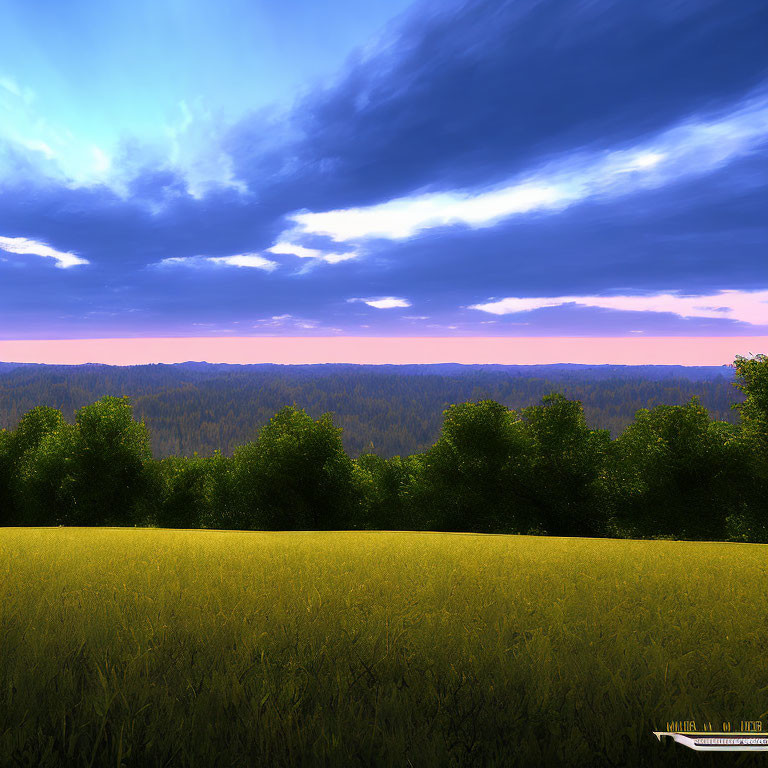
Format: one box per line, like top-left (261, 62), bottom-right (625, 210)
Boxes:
top-left (229, 0), bottom-right (768, 208)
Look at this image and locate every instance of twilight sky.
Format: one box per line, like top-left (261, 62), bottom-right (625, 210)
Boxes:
top-left (1, 0), bottom-right (767, 354)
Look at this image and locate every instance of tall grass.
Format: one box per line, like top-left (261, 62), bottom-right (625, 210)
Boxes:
top-left (1, 528), bottom-right (767, 766)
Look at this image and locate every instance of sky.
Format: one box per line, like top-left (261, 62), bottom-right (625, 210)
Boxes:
top-left (0, 0), bottom-right (767, 363)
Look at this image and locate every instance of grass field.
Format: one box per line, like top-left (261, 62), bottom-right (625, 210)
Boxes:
top-left (2, 528), bottom-right (768, 767)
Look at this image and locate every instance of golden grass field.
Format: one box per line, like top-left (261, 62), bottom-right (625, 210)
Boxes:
top-left (2, 528), bottom-right (767, 767)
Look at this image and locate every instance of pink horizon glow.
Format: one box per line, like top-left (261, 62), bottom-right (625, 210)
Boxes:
top-left (0, 337), bottom-right (765, 366)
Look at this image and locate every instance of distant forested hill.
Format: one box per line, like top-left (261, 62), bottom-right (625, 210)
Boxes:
top-left (0, 362), bottom-right (740, 458)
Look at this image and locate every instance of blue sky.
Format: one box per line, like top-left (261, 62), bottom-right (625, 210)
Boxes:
top-left (1, 0), bottom-right (767, 341)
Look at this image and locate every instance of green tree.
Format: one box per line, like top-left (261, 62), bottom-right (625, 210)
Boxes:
top-left (419, 400), bottom-right (534, 533)
top-left (518, 394), bottom-right (610, 536)
top-left (199, 450), bottom-right (242, 529)
top-left (16, 422), bottom-right (76, 525)
top-left (733, 354), bottom-right (768, 455)
top-left (232, 406), bottom-right (357, 530)
top-left (155, 455), bottom-right (210, 528)
top-left (0, 429), bottom-right (13, 524)
top-left (356, 453), bottom-right (423, 529)
top-left (730, 354), bottom-right (768, 539)
top-left (8, 406), bottom-right (65, 458)
top-left (609, 398), bottom-right (745, 540)
top-left (3, 407), bottom-right (66, 524)
top-left (70, 396), bottom-right (153, 525)
top-left (21, 397), bottom-right (153, 526)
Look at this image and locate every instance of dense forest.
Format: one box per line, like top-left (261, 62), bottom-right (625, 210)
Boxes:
top-left (1, 356), bottom-right (765, 543)
top-left (0, 362), bottom-right (739, 458)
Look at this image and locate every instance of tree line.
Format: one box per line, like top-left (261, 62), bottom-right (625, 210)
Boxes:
top-left (0, 363), bottom-right (739, 459)
top-left (0, 356), bottom-right (765, 542)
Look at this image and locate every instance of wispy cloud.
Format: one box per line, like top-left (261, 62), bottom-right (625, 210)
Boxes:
top-left (159, 253), bottom-right (278, 271)
top-left (0, 76), bottom-right (21, 97)
top-left (0, 75), bottom-right (33, 103)
top-left (267, 241), bottom-right (357, 265)
top-left (0, 236), bottom-right (88, 268)
top-left (162, 99), bottom-right (246, 198)
top-left (267, 242), bottom-right (319, 259)
top-left (91, 146), bottom-right (111, 174)
top-left (209, 254), bottom-right (278, 270)
top-left (253, 313), bottom-right (321, 330)
top-left (469, 289), bottom-right (768, 326)
top-left (284, 94), bottom-right (768, 244)
top-left (18, 138), bottom-right (55, 159)
top-left (321, 251), bottom-right (358, 264)
top-left (348, 296), bottom-right (411, 309)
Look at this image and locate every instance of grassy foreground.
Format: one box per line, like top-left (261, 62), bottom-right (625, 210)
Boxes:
top-left (1, 529), bottom-right (767, 767)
